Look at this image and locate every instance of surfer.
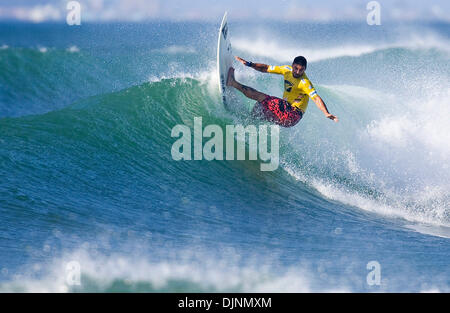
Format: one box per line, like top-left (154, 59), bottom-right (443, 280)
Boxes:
top-left (226, 56), bottom-right (338, 127)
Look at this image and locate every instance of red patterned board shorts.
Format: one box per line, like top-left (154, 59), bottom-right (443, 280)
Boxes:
top-left (252, 96), bottom-right (303, 128)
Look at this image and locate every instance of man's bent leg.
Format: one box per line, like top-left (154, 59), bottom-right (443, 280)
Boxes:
top-left (227, 68), bottom-right (267, 103)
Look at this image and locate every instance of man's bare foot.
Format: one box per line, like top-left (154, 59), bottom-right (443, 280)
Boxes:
top-left (226, 67), bottom-right (235, 87)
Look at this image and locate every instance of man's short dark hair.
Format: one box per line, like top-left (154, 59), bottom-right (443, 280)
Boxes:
top-left (293, 56), bottom-right (307, 68)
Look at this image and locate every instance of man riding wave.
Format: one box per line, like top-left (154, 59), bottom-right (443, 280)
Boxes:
top-left (227, 55), bottom-right (338, 127)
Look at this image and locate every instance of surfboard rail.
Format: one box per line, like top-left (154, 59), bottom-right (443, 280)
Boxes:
top-left (217, 12), bottom-right (233, 109)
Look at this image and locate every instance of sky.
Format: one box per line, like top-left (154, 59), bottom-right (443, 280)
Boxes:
top-left (0, 0), bottom-right (449, 23)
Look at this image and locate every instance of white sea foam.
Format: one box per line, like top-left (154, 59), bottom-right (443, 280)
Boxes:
top-left (67, 45), bottom-right (80, 53)
top-left (3, 246), bottom-right (448, 292)
top-left (365, 93), bottom-right (450, 160)
top-left (147, 61), bottom-right (220, 95)
top-left (234, 37), bottom-right (381, 62)
top-left (280, 81), bottom-right (450, 232)
top-left (0, 249), bottom-right (353, 293)
top-left (152, 45), bottom-right (197, 55)
top-left (233, 32), bottom-right (450, 63)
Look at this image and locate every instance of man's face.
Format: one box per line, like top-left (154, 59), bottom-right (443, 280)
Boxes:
top-left (292, 63), bottom-right (305, 78)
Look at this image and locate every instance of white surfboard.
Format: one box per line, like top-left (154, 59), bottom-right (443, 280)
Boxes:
top-left (217, 12), bottom-right (233, 109)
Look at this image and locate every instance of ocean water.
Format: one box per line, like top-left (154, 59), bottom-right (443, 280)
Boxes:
top-left (0, 20), bottom-right (449, 292)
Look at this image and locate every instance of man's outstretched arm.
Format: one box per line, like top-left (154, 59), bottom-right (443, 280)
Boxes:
top-left (235, 56), bottom-right (269, 73)
top-left (312, 95), bottom-right (339, 122)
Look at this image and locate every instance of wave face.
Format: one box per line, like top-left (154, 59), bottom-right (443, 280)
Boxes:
top-left (0, 21), bottom-right (449, 292)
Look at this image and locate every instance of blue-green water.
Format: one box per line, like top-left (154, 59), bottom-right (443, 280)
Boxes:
top-left (0, 21), bottom-right (449, 292)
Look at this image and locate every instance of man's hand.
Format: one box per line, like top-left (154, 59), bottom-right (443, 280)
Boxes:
top-left (235, 56), bottom-right (269, 73)
top-left (312, 96), bottom-right (338, 123)
top-left (326, 113), bottom-right (339, 122)
top-left (235, 56), bottom-right (249, 66)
